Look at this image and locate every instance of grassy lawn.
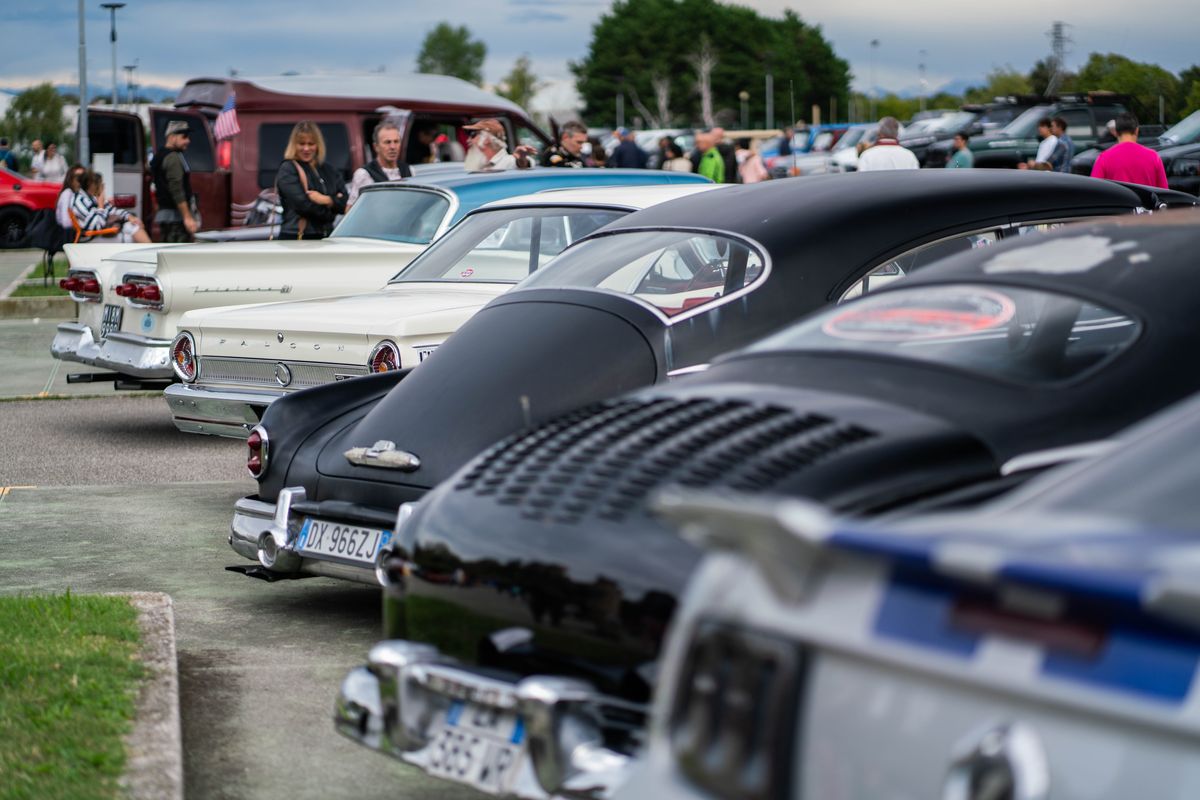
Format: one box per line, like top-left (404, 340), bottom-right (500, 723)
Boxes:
top-left (0, 592), bottom-right (144, 800)
top-left (9, 282), bottom-right (67, 297)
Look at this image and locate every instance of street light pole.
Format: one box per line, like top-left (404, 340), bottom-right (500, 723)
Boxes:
top-left (77, 0), bottom-right (89, 165)
top-left (101, 3), bottom-right (125, 107)
top-left (869, 39), bottom-right (879, 121)
top-left (739, 90), bottom-right (749, 129)
top-left (124, 62), bottom-right (138, 110)
top-left (918, 50), bottom-right (928, 113)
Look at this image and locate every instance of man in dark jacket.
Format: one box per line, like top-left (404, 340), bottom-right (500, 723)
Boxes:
top-left (151, 120), bottom-right (198, 242)
top-left (347, 119), bottom-right (411, 207)
top-left (609, 128), bottom-right (648, 168)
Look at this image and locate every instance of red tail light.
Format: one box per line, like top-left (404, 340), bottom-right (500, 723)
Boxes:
top-left (246, 426), bottom-right (269, 479)
top-left (60, 277), bottom-right (81, 291)
top-left (138, 284), bottom-right (162, 302)
top-left (115, 283), bottom-right (138, 297)
top-left (369, 340), bottom-right (401, 373)
top-left (79, 279), bottom-right (100, 294)
top-left (217, 139), bottom-right (233, 171)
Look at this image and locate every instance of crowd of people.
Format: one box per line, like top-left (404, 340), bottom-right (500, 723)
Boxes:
top-left (15, 106), bottom-right (1172, 248)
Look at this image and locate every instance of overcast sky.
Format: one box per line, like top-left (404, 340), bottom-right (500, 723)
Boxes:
top-left (5, 0), bottom-right (1197, 103)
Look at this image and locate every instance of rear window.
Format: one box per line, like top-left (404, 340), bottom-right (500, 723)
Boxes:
top-left (89, 114), bottom-right (143, 168)
top-left (752, 283), bottom-right (1139, 385)
top-left (257, 122), bottom-right (351, 188)
top-left (330, 188), bottom-right (450, 244)
top-left (391, 206), bottom-right (626, 283)
top-left (519, 229), bottom-right (766, 318)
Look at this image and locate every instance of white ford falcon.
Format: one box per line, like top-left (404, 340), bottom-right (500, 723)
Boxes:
top-left (164, 183), bottom-right (722, 437)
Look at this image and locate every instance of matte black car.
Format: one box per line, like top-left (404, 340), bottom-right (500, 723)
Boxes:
top-left (339, 211), bottom-right (1200, 798)
top-left (229, 171), bottom-right (1187, 589)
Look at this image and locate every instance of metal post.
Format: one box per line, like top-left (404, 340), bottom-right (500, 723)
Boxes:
top-left (616, 91), bottom-right (624, 129)
top-left (739, 91), bottom-right (749, 129)
top-left (101, 3), bottom-right (125, 107)
top-left (869, 39), bottom-right (879, 121)
top-left (765, 72), bottom-right (774, 130)
top-left (77, 0), bottom-right (89, 165)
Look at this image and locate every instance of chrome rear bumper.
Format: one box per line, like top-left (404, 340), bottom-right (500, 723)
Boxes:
top-left (51, 322), bottom-right (103, 365)
top-left (336, 640), bottom-right (637, 799)
top-left (93, 332), bottom-right (173, 379)
top-left (228, 491), bottom-right (382, 585)
top-left (165, 383), bottom-right (284, 439)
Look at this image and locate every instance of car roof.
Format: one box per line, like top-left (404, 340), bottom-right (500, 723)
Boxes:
top-left (595, 170), bottom-right (1152, 251)
top-left (477, 183), bottom-right (725, 211)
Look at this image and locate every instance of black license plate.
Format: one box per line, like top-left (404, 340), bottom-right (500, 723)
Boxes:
top-left (101, 304), bottom-right (123, 336)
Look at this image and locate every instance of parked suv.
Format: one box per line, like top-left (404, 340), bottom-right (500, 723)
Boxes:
top-left (919, 96), bottom-right (1044, 167)
top-left (926, 93), bottom-right (1128, 168)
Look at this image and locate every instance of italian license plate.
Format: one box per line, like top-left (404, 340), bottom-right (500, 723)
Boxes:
top-left (101, 304), bottom-right (123, 336)
top-left (424, 701), bottom-right (526, 794)
top-left (415, 345), bottom-right (439, 362)
top-left (295, 518), bottom-right (391, 566)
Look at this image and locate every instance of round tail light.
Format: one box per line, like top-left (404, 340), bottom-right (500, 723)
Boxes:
top-left (246, 425), bottom-right (269, 479)
top-left (368, 340), bottom-right (401, 373)
top-left (170, 331), bottom-right (198, 383)
top-left (60, 277), bottom-right (81, 291)
top-left (115, 283), bottom-right (137, 297)
top-left (79, 279), bottom-right (100, 294)
top-left (137, 284), bottom-right (162, 303)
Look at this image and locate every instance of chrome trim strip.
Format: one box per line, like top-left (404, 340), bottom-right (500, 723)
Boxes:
top-left (999, 440), bottom-right (1116, 476)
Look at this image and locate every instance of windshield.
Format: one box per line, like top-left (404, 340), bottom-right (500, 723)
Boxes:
top-left (520, 229), bottom-right (765, 318)
top-left (750, 283), bottom-right (1139, 385)
top-left (1162, 110), bottom-right (1200, 145)
top-left (1001, 106), bottom-right (1053, 137)
top-left (390, 206), bottom-right (626, 284)
top-left (331, 188), bottom-right (451, 244)
top-left (929, 111), bottom-right (977, 133)
top-left (834, 128), bottom-right (867, 151)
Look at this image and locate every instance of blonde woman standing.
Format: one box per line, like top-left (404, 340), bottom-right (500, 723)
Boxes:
top-left (276, 121), bottom-right (347, 239)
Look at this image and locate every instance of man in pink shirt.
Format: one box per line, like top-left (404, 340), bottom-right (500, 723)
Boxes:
top-left (1091, 112), bottom-right (1168, 188)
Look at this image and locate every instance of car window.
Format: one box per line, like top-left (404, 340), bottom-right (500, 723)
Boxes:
top-left (758, 283), bottom-right (1139, 385)
top-left (1002, 106), bottom-right (1053, 137)
top-left (258, 122), bottom-right (351, 188)
top-left (391, 207), bottom-right (627, 283)
top-left (90, 113), bottom-right (145, 168)
top-left (1060, 109), bottom-right (1093, 139)
top-left (1091, 106), bottom-right (1122, 131)
top-left (840, 230), bottom-right (999, 302)
top-left (520, 229), bottom-right (766, 318)
top-left (331, 188), bottom-right (450, 244)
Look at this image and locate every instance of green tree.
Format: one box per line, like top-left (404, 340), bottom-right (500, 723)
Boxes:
top-left (1075, 53), bottom-right (1181, 123)
top-left (1178, 65), bottom-right (1200, 117)
top-left (497, 55), bottom-right (541, 110)
top-left (571, 0), bottom-right (849, 128)
top-left (417, 23), bottom-right (486, 86)
top-left (964, 67), bottom-right (1032, 104)
top-left (2, 83), bottom-right (66, 147)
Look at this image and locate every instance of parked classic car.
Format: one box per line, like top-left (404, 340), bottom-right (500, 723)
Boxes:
top-left (335, 210), bottom-right (1200, 798)
top-left (165, 183), bottom-right (719, 438)
top-left (50, 167), bottom-right (704, 388)
top-left (614, 388), bottom-right (1200, 800)
top-left (228, 171), bottom-right (1183, 594)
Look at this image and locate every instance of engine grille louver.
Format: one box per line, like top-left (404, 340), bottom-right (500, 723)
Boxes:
top-left (455, 398), bottom-right (877, 524)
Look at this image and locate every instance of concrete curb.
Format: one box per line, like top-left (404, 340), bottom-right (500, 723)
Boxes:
top-left (119, 592), bottom-right (184, 800)
top-left (0, 259), bottom-right (37, 298)
top-left (0, 296), bottom-right (75, 319)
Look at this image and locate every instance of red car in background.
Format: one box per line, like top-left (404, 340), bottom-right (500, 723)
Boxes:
top-left (0, 167), bottom-right (61, 248)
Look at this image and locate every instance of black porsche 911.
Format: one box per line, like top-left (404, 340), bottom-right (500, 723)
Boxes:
top-left (336, 211), bottom-right (1200, 799)
top-left (229, 171), bottom-right (1189, 591)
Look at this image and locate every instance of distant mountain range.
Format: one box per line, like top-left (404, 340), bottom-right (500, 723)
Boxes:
top-left (0, 83), bottom-right (181, 103)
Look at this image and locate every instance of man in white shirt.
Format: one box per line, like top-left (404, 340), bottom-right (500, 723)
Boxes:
top-left (29, 140), bottom-right (44, 177)
top-left (856, 117), bottom-right (919, 171)
top-left (347, 120), bottom-right (411, 207)
top-left (1020, 117), bottom-right (1059, 170)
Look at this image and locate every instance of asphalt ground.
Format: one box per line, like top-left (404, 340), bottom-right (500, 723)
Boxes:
top-left (0, 317), bottom-right (480, 799)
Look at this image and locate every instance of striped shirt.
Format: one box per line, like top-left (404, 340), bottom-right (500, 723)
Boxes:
top-left (70, 190), bottom-right (126, 233)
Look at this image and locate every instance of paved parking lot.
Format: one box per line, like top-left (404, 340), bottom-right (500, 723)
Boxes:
top-left (0, 318), bottom-right (478, 799)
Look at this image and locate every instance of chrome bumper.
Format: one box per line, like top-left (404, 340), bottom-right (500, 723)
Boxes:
top-left (50, 322), bottom-right (103, 366)
top-left (92, 332), bottom-right (173, 379)
top-left (336, 640), bottom-right (637, 799)
top-left (228, 491), bottom-right (382, 585)
top-left (165, 383), bottom-right (284, 439)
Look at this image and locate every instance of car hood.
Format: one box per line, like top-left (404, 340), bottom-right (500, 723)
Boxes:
top-left (394, 381), bottom-right (996, 698)
top-left (126, 236), bottom-right (422, 279)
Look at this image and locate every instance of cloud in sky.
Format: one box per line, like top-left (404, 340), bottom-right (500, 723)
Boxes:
top-left (5, 0), bottom-right (1196, 98)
